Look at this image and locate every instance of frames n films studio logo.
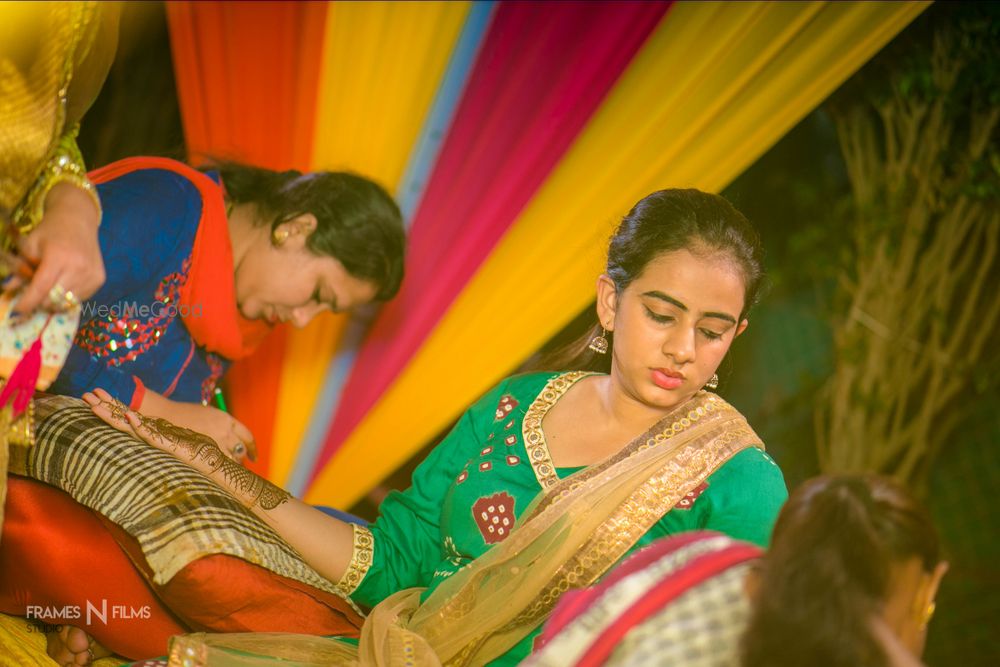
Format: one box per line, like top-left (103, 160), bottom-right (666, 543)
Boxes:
top-left (25, 599), bottom-right (151, 628)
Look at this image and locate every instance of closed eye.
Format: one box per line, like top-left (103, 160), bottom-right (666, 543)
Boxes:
top-left (643, 306), bottom-right (673, 324)
top-left (700, 328), bottom-right (723, 340)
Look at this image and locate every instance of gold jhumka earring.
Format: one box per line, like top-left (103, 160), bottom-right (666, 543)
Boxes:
top-left (588, 327), bottom-right (609, 354)
top-left (705, 373), bottom-right (719, 390)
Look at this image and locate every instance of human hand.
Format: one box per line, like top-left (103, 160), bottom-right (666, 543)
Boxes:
top-left (133, 388), bottom-right (256, 464)
top-left (9, 182), bottom-right (105, 314)
top-left (85, 388), bottom-right (285, 512)
top-left (84, 388), bottom-right (219, 462)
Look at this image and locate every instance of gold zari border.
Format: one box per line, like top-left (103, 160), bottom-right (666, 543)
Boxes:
top-left (521, 371), bottom-right (592, 489)
top-left (336, 523), bottom-right (375, 597)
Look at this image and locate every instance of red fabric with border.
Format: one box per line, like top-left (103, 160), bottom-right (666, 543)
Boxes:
top-left (535, 531), bottom-right (763, 661)
top-left (537, 531), bottom-right (719, 649)
top-left (96, 516), bottom-right (364, 636)
top-left (575, 542), bottom-right (763, 667)
top-left (0, 476), bottom-right (184, 658)
top-left (0, 477), bottom-right (363, 659)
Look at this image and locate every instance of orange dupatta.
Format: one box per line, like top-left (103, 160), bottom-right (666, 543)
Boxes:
top-left (88, 157), bottom-right (269, 360)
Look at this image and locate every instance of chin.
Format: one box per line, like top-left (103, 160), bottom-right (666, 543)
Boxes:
top-left (634, 386), bottom-right (681, 411)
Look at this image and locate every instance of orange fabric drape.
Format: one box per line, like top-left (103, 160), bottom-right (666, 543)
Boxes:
top-left (165, 1), bottom-right (327, 475)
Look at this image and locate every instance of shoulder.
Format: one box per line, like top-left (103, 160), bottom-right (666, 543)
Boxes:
top-left (503, 371), bottom-right (564, 397)
top-left (455, 372), bottom-right (566, 439)
top-left (697, 447), bottom-right (787, 547)
top-left (95, 159), bottom-right (215, 227)
top-left (95, 159), bottom-right (204, 198)
top-left (705, 447), bottom-right (787, 506)
top-left (94, 160), bottom-right (217, 251)
top-left (462, 372), bottom-right (559, 422)
top-left (711, 447), bottom-right (785, 486)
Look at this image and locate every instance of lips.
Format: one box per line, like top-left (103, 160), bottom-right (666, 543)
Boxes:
top-left (651, 368), bottom-right (684, 390)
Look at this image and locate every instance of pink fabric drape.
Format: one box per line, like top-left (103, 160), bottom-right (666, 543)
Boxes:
top-left (312, 1), bottom-right (671, 479)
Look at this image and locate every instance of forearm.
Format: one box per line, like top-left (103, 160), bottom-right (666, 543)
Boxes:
top-left (130, 410), bottom-right (358, 586)
top-left (42, 181), bottom-right (101, 233)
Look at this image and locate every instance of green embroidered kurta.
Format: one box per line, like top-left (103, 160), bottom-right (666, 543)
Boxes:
top-left (349, 371), bottom-right (787, 665)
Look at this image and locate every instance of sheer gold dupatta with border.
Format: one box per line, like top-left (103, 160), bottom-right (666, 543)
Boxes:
top-left (169, 391), bottom-right (761, 667)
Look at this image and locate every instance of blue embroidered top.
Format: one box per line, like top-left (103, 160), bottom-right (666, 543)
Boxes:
top-left (50, 166), bottom-right (228, 407)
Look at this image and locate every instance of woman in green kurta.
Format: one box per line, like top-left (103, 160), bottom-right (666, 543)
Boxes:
top-left (83, 188), bottom-right (787, 666)
top-left (347, 370), bottom-right (785, 665)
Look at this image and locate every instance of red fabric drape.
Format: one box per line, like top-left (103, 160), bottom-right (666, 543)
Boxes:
top-left (166, 1), bottom-right (327, 475)
top-left (312, 1), bottom-right (671, 479)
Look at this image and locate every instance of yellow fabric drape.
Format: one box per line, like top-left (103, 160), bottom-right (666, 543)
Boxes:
top-left (269, 2), bottom-right (470, 486)
top-left (307, 0), bottom-right (928, 507)
top-left (0, 612), bottom-right (123, 667)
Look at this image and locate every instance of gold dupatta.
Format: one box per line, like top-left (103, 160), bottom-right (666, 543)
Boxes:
top-left (170, 386), bottom-right (762, 667)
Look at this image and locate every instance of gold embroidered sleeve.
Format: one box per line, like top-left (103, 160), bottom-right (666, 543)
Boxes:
top-left (335, 523), bottom-right (374, 597)
top-left (11, 126), bottom-right (101, 236)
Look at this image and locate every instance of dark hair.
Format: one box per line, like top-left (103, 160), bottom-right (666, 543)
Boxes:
top-left (217, 163), bottom-right (405, 301)
top-left (530, 189), bottom-right (764, 373)
top-left (742, 475), bottom-right (942, 667)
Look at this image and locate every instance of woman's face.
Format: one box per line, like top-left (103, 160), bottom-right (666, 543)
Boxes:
top-left (233, 215), bottom-right (378, 327)
top-left (597, 248), bottom-right (748, 411)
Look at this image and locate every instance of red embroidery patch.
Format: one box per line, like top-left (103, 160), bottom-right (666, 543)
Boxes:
top-left (76, 264), bottom-right (189, 366)
top-left (506, 455), bottom-right (520, 466)
top-left (479, 462), bottom-right (492, 472)
top-left (456, 470), bottom-right (468, 484)
top-left (481, 446), bottom-right (494, 456)
top-left (505, 435), bottom-right (517, 446)
top-left (473, 492), bottom-right (516, 544)
top-left (494, 394), bottom-right (520, 420)
top-left (674, 481), bottom-right (709, 510)
top-left (505, 419), bottom-right (515, 429)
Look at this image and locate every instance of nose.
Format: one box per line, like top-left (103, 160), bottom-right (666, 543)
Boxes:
top-left (662, 326), bottom-right (695, 364)
top-left (290, 303), bottom-right (326, 328)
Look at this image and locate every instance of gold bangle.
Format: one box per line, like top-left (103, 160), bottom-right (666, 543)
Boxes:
top-left (11, 128), bottom-right (101, 237)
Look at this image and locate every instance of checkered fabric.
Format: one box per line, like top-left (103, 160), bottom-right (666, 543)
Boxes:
top-left (606, 563), bottom-right (750, 666)
top-left (20, 395), bottom-right (348, 602)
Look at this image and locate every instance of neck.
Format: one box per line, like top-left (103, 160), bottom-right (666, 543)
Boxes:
top-left (596, 371), bottom-right (676, 432)
top-left (227, 203), bottom-right (263, 273)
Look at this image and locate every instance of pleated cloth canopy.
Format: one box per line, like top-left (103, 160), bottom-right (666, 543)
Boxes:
top-left (166, 0), bottom-right (928, 508)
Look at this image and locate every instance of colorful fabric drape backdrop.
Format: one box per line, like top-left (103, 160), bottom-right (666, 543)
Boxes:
top-left (165, 0), bottom-right (928, 507)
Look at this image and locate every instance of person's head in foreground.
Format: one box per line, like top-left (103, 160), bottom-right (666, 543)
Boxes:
top-left (743, 474), bottom-right (948, 667)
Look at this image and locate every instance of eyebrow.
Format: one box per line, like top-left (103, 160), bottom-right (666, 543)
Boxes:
top-left (640, 290), bottom-right (738, 325)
